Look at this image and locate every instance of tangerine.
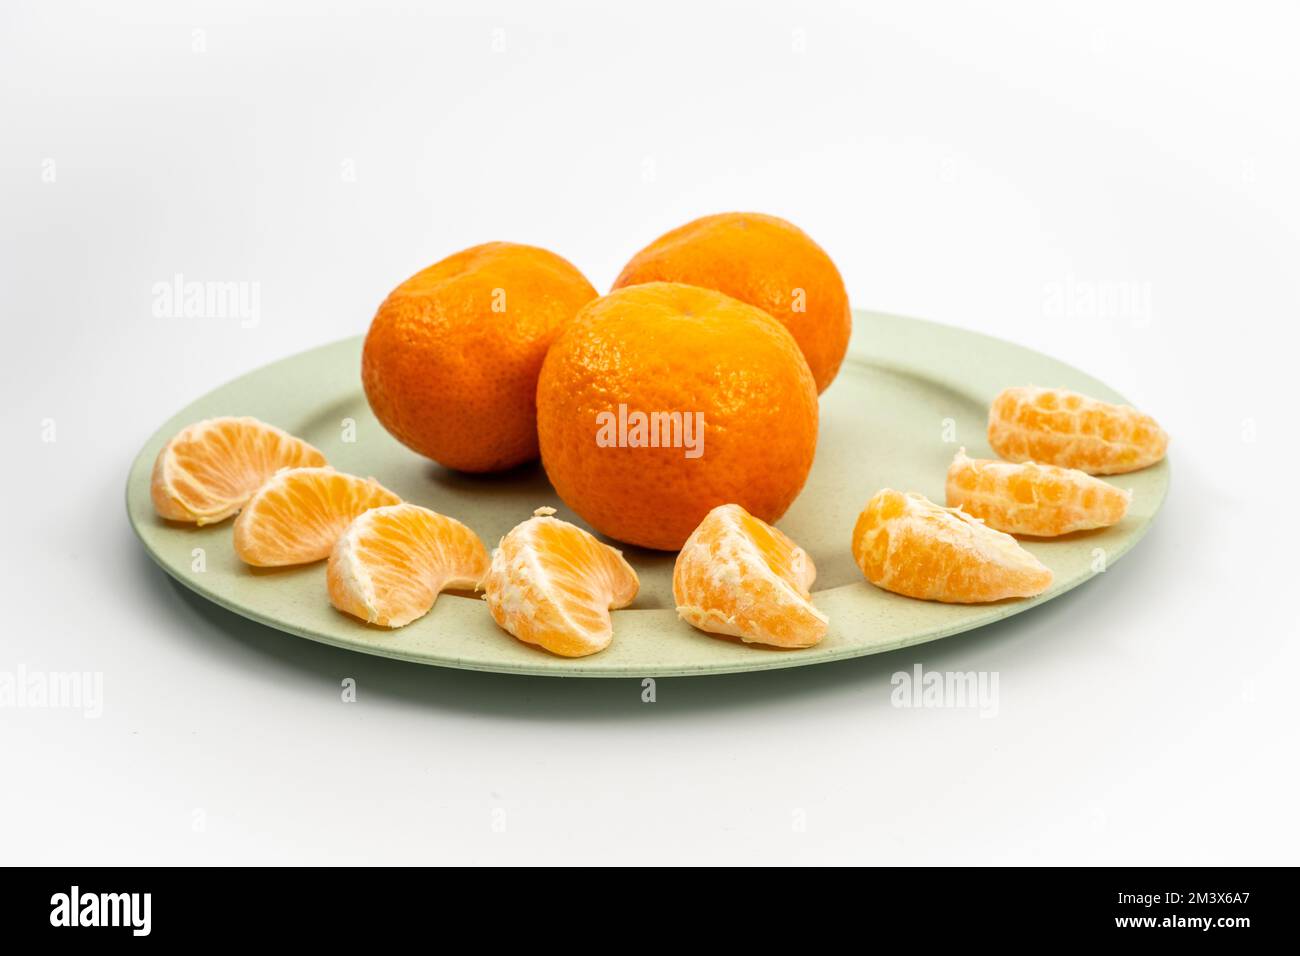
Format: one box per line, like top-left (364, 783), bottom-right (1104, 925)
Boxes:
top-left (613, 212), bottom-right (851, 392)
top-left (362, 242), bottom-right (597, 473)
top-left (536, 282), bottom-right (819, 551)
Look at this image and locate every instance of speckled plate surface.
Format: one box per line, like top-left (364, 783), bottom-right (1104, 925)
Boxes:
top-left (126, 311), bottom-right (1169, 677)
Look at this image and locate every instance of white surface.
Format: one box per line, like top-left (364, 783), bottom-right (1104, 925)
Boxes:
top-left (2, 0), bottom-right (1296, 865)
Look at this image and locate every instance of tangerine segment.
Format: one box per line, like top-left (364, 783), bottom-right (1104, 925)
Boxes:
top-left (482, 509), bottom-right (639, 658)
top-left (233, 467), bottom-right (401, 567)
top-left (151, 417), bottom-right (326, 525)
top-left (327, 504), bottom-right (491, 628)
top-left (851, 490), bottom-right (1052, 603)
top-left (673, 504), bottom-right (828, 648)
top-left (987, 386), bottom-right (1168, 475)
top-left (946, 448), bottom-right (1131, 537)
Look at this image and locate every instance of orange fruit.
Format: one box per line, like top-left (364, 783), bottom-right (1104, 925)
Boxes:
top-left (151, 417), bottom-right (326, 525)
top-left (946, 448), bottom-right (1131, 537)
top-left (233, 467), bottom-right (401, 567)
top-left (362, 242), bottom-right (597, 473)
top-left (612, 212), bottom-right (851, 392)
top-left (536, 282), bottom-right (819, 551)
top-left (987, 386), bottom-right (1168, 475)
top-left (327, 503), bottom-right (491, 628)
top-left (673, 504), bottom-right (827, 648)
top-left (851, 490), bottom-right (1052, 603)
top-left (481, 508), bottom-right (639, 658)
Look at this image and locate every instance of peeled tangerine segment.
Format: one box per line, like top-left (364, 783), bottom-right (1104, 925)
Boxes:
top-left (328, 504), bottom-right (491, 628)
top-left (673, 503), bottom-right (827, 648)
top-left (987, 386), bottom-right (1168, 475)
top-left (151, 416), bottom-right (326, 525)
top-left (851, 489), bottom-right (1052, 603)
top-left (233, 467), bottom-right (401, 567)
top-left (482, 508), bottom-right (639, 658)
top-left (946, 449), bottom-right (1131, 537)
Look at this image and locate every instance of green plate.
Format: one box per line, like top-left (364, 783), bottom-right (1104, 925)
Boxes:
top-left (126, 311), bottom-right (1168, 677)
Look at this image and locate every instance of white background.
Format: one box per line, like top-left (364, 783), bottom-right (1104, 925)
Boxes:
top-left (2, 0), bottom-right (1296, 865)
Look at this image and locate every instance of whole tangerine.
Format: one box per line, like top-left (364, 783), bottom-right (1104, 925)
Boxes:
top-left (362, 242), bottom-right (597, 472)
top-left (612, 212), bottom-right (852, 392)
top-left (536, 282), bottom-right (819, 551)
